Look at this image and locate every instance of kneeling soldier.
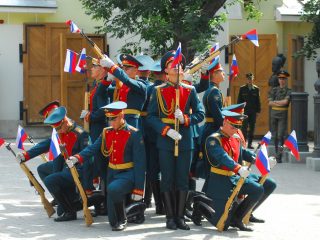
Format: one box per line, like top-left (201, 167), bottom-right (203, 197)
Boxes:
top-left (67, 101), bottom-right (146, 231)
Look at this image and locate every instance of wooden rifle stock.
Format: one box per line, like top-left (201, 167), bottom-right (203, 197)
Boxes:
top-left (27, 136), bottom-right (48, 163)
top-left (5, 143), bottom-right (55, 217)
top-left (59, 144), bottom-right (93, 227)
top-left (84, 83), bottom-right (90, 132)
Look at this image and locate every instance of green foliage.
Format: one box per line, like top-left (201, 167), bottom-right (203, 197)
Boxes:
top-left (79, 0), bottom-right (265, 62)
top-left (297, 0), bottom-right (320, 60)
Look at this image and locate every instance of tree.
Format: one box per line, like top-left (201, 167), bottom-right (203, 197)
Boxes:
top-left (298, 0), bottom-right (320, 60)
top-left (80, 0), bottom-right (264, 62)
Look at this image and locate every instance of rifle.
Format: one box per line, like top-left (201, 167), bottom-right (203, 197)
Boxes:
top-left (59, 144), bottom-right (93, 227)
top-left (27, 136), bottom-right (48, 163)
top-left (83, 82), bottom-right (90, 132)
top-left (184, 37), bottom-right (241, 74)
top-left (4, 142), bottom-right (55, 218)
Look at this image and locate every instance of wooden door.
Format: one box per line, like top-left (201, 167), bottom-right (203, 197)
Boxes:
top-left (23, 23), bottom-right (69, 124)
top-left (288, 34), bottom-right (304, 91)
top-left (60, 33), bottom-right (106, 126)
top-left (230, 34), bottom-right (277, 136)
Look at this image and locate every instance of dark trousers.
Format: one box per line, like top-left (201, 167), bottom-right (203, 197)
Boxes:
top-left (241, 112), bottom-right (257, 145)
top-left (270, 110), bottom-right (288, 151)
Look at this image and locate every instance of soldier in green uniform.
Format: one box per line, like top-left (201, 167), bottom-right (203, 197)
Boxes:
top-left (237, 73), bottom-right (261, 149)
top-left (268, 70), bottom-right (292, 163)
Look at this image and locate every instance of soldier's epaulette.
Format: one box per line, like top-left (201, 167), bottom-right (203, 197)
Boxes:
top-left (253, 84), bottom-right (259, 88)
top-left (74, 126), bottom-right (84, 134)
top-left (240, 84), bottom-right (246, 88)
top-left (155, 83), bottom-right (167, 89)
top-left (103, 126), bottom-right (113, 132)
top-left (128, 125), bottom-right (138, 132)
top-left (181, 82), bottom-right (194, 89)
top-left (210, 132), bottom-right (222, 145)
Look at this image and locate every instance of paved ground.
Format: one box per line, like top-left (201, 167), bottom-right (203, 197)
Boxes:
top-left (0, 140), bottom-right (320, 240)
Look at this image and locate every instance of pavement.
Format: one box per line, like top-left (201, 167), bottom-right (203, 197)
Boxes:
top-left (0, 140), bottom-right (320, 240)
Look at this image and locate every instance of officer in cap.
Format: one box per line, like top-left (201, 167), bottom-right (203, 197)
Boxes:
top-left (147, 50), bottom-right (204, 230)
top-left (268, 70), bottom-right (292, 162)
top-left (42, 106), bottom-right (96, 222)
top-left (237, 73), bottom-right (261, 149)
top-left (66, 101), bottom-right (146, 231)
top-left (100, 53), bottom-right (147, 129)
top-left (191, 107), bottom-right (264, 232)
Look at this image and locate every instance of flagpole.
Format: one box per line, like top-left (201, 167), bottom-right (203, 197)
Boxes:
top-left (174, 62), bottom-right (180, 157)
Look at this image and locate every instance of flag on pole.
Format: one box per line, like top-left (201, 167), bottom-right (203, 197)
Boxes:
top-left (0, 138), bottom-right (5, 147)
top-left (16, 125), bottom-right (28, 150)
top-left (171, 42), bottom-right (182, 69)
top-left (64, 49), bottom-right (77, 73)
top-left (208, 42), bottom-right (220, 69)
top-left (49, 128), bottom-right (61, 161)
top-left (255, 144), bottom-right (270, 175)
top-left (284, 130), bottom-right (300, 161)
top-left (75, 48), bottom-right (87, 73)
top-left (242, 29), bottom-right (259, 47)
top-left (66, 20), bottom-right (81, 33)
top-left (229, 54), bottom-right (239, 81)
top-left (260, 131), bottom-right (272, 146)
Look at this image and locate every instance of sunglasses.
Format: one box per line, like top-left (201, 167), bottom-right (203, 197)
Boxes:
top-left (108, 116), bottom-right (118, 121)
top-left (230, 124), bottom-right (242, 129)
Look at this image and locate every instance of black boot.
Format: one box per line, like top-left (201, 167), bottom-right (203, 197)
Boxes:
top-left (162, 191), bottom-right (177, 230)
top-left (249, 214), bottom-right (265, 223)
top-left (53, 193), bottom-right (77, 222)
top-left (126, 202), bottom-right (146, 224)
top-left (185, 190), bottom-right (196, 219)
top-left (192, 201), bottom-right (215, 226)
top-left (87, 192), bottom-right (105, 217)
top-left (50, 199), bottom-right (58, 207)
top-left (151, 180), bottom-right (165, 215)
top-left (112, 201), bottom-right (127, 231)
top-left (175, 191), bottom-right (190, 230)
top-left (193, 193), bottom-right (214, 206)
top-left (143, 180), bottom-right (152, 208)
top-left (232, 198), bottom-right (257, 231)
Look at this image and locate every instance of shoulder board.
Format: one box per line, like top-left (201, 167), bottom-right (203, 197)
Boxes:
top-left (155, 83), bottom-right (167, 89)
top-left (253, 84), bottom-right (259, 88)
top-left (74, 126), bottom-right (84, 134)
top-left (207, 132), bottom-right (222, 146)
top-left (104, 126), bottom-right (113, 132)
top-left (240, 84), bottom-right (246, 88)
top-left (180, 83), bottom-right (194, 89)
top-left (128, 125), bottom-right (138, 132)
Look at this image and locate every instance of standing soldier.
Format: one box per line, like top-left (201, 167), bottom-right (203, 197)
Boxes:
top-left (67, 101), bottom-right (146, 231)
top-left (100, 54), bottom-right (147, 129)
top-left (268, 70), bottom-right (292, 163)
top-left (200, 60), bottom-right (225, 191)
top-left (237, 73), bottom-right (261, 149)
top-left (192, 106), bottom-right (264, 232)
top-left (147, 50), bottom-right (205, 230)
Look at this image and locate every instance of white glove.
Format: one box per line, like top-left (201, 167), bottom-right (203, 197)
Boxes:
top-left (107, 73), bottom-right (115, 81)
top-left (16, 152), bottom-right (25, 163)
top-left (200, 62), bottom-right (210, 74)
top-left (166, 129), bottom-right (182, 141)
top-left (131, 194), bottom-right (143, 202)
top-left (80, 110), bottom-right (89, 119)
top-left (174, 108), bottom-right (185, 124)
top-left (66, 156), bottom-right (78, 168)
top-left (100, 54), bottom-right (115, 68)
top-left (183, 73), bottom-right (192, 82)
top-left (238, 166), bottom-right (250, 178)
top-left (268, 156), bottom-right (277, 169)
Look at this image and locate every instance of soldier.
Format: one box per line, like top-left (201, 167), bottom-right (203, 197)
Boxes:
top-left (15, 101), bottom-right (63, 184)
top-left (100, 54), bottom-right (147, 129)
top-left (191, 107), bottom-right (264, 231)
top-left (42, 106), bottom-right (95, 222)
top-left (66, 101), bottom-right (146, 231)
top-left (268, 70), bottom-right (292, 163)
top-left (237, 73), bottom-right (261, 149)
top-left (146, 50), bottom-right (205, 230)
top-left (200, 60), bottom-right (225, 192)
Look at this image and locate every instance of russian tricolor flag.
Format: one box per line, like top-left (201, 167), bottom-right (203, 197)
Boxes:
top-left (0, 138), bottom-right (5, 148)
top-left (260, 131), bottom-right (272, 146)
top-left (242, 29), bottom-right (259, 47)
top-left (208, 42), bottom-right (220, 69)
top-left (255, 144), bottom-right (270, 175)
top-left (284, 130), bottom-right (300, 161)
top-left (171, 42), bottom-right (182, 69)
top-left (229, 54), bottom-right (239, 81)
top-left (49, 128), bottom-right (61, 161)
top-left (64, 49), bottom-right (77, 73)
top-left (16, 125), bottom-right (28, 150)
top-left (76, 48), bottom-right (87, 74)
top-left (66, 20), bottom-right (81, 33)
